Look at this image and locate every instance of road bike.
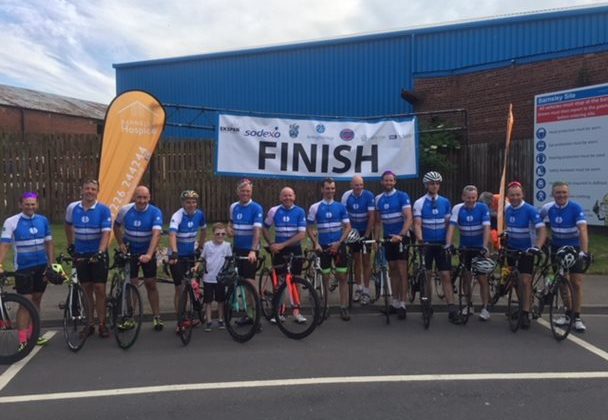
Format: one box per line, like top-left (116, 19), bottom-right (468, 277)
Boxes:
top-left (176, 259), bottom-right (205, 346)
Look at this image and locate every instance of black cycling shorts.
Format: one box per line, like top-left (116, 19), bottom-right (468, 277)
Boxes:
top-left (75, 252), bottom-right (108, 284)
top-left (15, 265), bottom-right (47, 295)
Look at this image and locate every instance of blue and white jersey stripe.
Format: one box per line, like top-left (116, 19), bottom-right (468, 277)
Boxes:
top-left (505, 201), bottom-right (544, 251)
top-left (341, 189), bottom-right (375, 235)
top-left (115, 203), bottom-right (163, 255)
top-left (169, 208), bottom-right (207, 257)
top-left (540, 200), bottom-right (586, 248)
top-left (230, 200), bottom-right (264, 251)
top-left (450, 202), bottom-right (490, 248)
top-left (307, 200), bottom-right (349, 246)
top-left (1, 213), bottom-right (52, 270)
top-left (413, 194), bottom-right (451, 244)
top-left (264, 204), bottom-right (306, 244)
top-left (375, 189), bottom-right (411, 237)
top-left (65, 201), bottom-right (112, 254)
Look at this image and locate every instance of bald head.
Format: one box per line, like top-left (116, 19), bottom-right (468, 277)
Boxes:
top-left (134, 185), bottom-right (151, 210)
top-left (280, 186), bottom-right (296, 208)
top-left (351, 175), bottom-right (364, 194)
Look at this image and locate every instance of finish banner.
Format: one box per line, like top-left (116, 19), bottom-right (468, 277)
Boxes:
top-left (98, 90), bottom-right (166, 219)
top-left (216, 114), bottom-right (418, 180)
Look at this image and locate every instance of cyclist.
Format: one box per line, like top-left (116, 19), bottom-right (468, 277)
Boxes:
top-left (0, 192), bottom-right (55, 348)
top-left (504, 181), bottom-right (546, 329)
top-left (446, 185), bottom-right (492, 321)
top-left (262, 186), bottom-right (307, 323)
top-left (374, 170), bottom-right (412, 319)
top-left (341, 175), bottom-right (375, 305)
top-left (168, 190), bottom-right (207, 332)
top-left (307, 177), bottom-right (352, 321)
top-left (540, 181), bottom-right (589, 332)
top-left (65, 179), bottom-right (112, 337)
top-left (228, 178), bottom-right (263, 285)
top-left (200, 223), bottom-right (232, 331)
top-left (114, 185), bottom-right (164, 331)
top-left (413, 171), bottom-right (454, 322)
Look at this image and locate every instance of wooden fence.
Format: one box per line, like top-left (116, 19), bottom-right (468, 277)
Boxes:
top-left (0, 132), bottom-right (533, 223)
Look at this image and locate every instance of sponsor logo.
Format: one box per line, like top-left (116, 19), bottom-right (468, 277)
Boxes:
top-left (134, 220), bottom-right (142, 227)
top-left (29, 227), bottom-right (38, 235)
top-left (555, 216), bottom-right (563, 224)
top-left (282, 216), bottom-right (290, 222)
top-left (306, 135), bottom-right (333, 141)
top-left (509, 217), bottom-right (515, 223)
top-left (289, 124), bottom-right (299, 139)
top-left (388, 134), bottom-right (408, 140)
top-left (316, 124), bottom-right (325, 134)
top-left (361, 134), bottom-right (386, 142)
top-left (220, 126), bottom-right (240, 133)
top-left (466, 215), bottom-right (473, 222)
top-left (353, 204), bottom-right (359, 210)
top-left (237, 213), bottom-right (243, 220)
top-left (81, 216), bottom-right (90, 223)
top-left (118, 101), bottom-right (160, 137)
top-left (187, 221), bottom-right (194, 228)
top-left (340, 129), bottom-right (355, 141)
top-left (244, 127), bottom-right (281, 139)
top-left (325, 212), bottom-right (333, 218)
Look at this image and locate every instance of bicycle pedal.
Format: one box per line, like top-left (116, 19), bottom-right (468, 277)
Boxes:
top-left (58, 303), bottom-right (66, 310)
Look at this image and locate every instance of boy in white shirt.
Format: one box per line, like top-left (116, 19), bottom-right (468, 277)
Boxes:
top-left (201, 223), bottom-right (232, 331)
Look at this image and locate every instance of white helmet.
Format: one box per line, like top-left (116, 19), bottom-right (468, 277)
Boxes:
top-left (345, 229), bottom-right (361, 244)
top-left (471, 257), bottom-right (496, 275)
top-left (423, 171), bottom-right (443, 184)
top-left (556, 246), bottom-right (577, 269)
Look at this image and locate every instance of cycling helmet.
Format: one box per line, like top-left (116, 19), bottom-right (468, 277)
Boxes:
top-left (471, 257), bottom-right (497, 275)
top-left (180, 190), bottom-right (199, 200)
top-left (423, 171), bottom-right (443, 184)
top-left (47, 264), bottom-right (67, 285)
top-left (345, 229), bottom-right (361, 244)
top-left (556, 246), bottom-right (577, 269)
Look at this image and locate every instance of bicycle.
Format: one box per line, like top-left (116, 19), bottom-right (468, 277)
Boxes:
top-left (362, 238), bottom-right (392, 325)
top-left (301, 249), bottom-right (329, 325)
top-left (217, 255), bottom-right (262, 343)
top-left (262, 252), bottom-right (320, 339)
top-left (409, 243), bottom-right (447, 329)
top-left (450, 248), bottom-right (488, 325)
top-left (107, 250), bottom-right (143, 349)
top-left (533, 246), bottom-right (591, 341)
top-left (0, 271), bottom-right (41, 364)
top-left (55, 254), bottom-right (93, 352)
top-left (176, 259), bottom-right (205, 346)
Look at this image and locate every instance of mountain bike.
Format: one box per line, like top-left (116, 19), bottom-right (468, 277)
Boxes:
top-left (176, 259), bottom-right (205, 346)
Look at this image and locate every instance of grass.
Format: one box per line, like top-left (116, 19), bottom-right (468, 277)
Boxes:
top-left (1, 224), bottom-right (606, 275)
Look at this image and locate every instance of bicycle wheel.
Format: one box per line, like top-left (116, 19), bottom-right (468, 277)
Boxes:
top-left (258, 267), bottom-right (275, 322)
top-left (308, 271), bottom-right (328, 325)
top-left (434, 272), bottom-right (445, 300)
top-left (113, 283), bottom-right (143, 349)
top-left (63, 285), bottom-right (91, 352)
top-left (549, 276), bottom-right (574, 341)
top-left (275, 277), bottom-right (320, 339)
top-left (380, 270), bottom-right (390, 325)
top-left (408, 267), bottom-right (418, 303)
top-left (177, 285), bottom-right (196, 346)
top-left (0, 293), bottom-right (40, 365)
top-left (225, 280), bottom-right (260, 343)
top-left (419, 271), bottom-right (432, 330)
top-left (457, 271), bottom-right (472, 325)
top-left (507, 276), bottom-right (522, 332)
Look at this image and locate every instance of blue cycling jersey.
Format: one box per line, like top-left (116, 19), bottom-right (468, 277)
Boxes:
top-left (375, 189), bottom-right (411, 237)
top-left (505, 201), bottom-right (544, 251)
top-left (450, 202), bottom-right (490, 248)
top-left (115, 203), bottom-right (163, 255)
top-left (169, 208), bottom-right (207, 257)
top-left (264, 204), bottom-right (307, 244)
top-left (230, 200), bottom-right (264, 251)
top-left (65, 201), bottom-right (112, 254)
top-left (307, 200), bottom-right (349, 247)
top-left (1, 213), bottom-right (51, 270)
top-left (540, 200), bottom-right (586, 248)
top-left (341, 189), bottom-right (375, 235)
top-left (413, 194), bottom-right (451, 244)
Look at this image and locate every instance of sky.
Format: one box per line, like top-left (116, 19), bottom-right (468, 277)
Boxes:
top-left (0, 0), bottom-right (605, 104)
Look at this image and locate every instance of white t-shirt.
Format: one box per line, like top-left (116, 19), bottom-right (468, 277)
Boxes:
top-left (201, 241), bottom-right (232, 283)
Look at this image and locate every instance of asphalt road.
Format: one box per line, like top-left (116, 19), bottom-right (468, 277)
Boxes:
top-left (1, 312), bottom-right (608, 420)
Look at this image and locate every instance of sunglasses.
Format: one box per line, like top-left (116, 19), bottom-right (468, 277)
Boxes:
top-left (215, 232), bottom-right (226, 236)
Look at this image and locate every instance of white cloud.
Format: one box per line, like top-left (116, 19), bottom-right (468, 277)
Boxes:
top-left (0, 0), bottom-right (604, 104)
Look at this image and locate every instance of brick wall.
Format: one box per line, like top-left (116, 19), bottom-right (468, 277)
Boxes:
top-left (0, 106), bottom-right (102, 136)
top-left (414, 52), bottom-right (608, 144)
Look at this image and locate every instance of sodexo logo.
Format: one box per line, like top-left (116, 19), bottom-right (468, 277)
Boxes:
top-left (339, 129), bottom-right (355, 141)
top-left (244, 127), bottom-right (281, 139)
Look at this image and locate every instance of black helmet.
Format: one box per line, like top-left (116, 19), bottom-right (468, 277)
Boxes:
top-left (46, 264), bottom-right (67, 285)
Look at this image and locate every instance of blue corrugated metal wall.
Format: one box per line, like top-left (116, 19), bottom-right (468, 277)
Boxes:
top-left (114, 6), bottom-right (608, 138)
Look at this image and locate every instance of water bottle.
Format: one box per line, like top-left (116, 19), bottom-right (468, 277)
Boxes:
top-left (500, 266), bottom-right (511, 285)
top-left (192, 279), bottom-right (202, 300)
top-left (544, 274), bottom-right (555, 293)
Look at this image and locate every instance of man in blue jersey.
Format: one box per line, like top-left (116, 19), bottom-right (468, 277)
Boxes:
top-left (114, 185), bottom-right (164, 331)
top-left (540, 181), bottom-right (589, 332)
top-left (263, 186), bottom-right (307, 323)
top-left (446, 185), bottom-right (492, 321)
top-left (229, 179), bottom-right (264, 283)
top-left (307, 178), bottom-right (352, 321)
top-left (504, 181), bottom-right (546, 329)
top-left (65, 179), bottom-right (112, 337)
top-left (413, 171), bottom-right (455, 322)
top-left (341, 176), bottom-right (375, 305)
top-left (168, 190), bottom-right (207, 331)
top-left (375, 170), bottom-right (412, 319)
top-left (0, 192), bottom-right (55, 347)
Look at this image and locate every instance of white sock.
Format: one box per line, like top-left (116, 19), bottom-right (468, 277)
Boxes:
top-left (400, 301), bottom-right (407, 309)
